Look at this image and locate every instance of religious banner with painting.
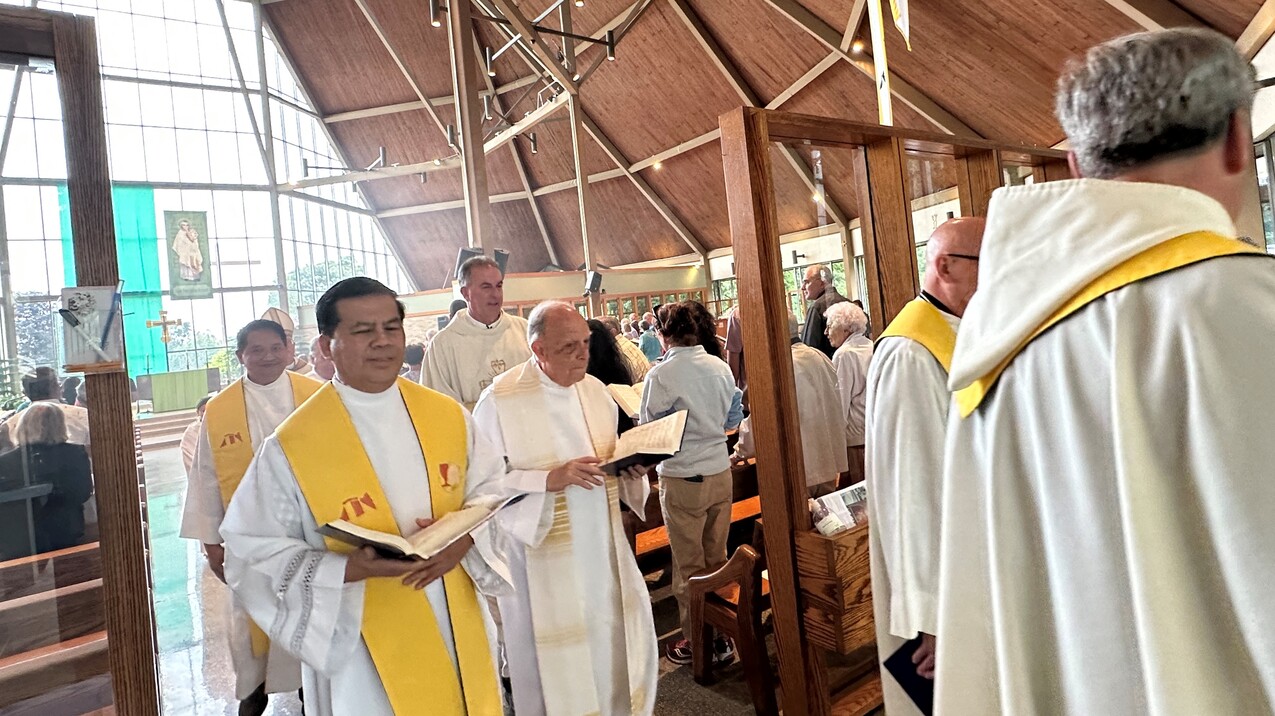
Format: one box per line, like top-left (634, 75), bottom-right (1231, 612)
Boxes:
top-left (163, 211), bottom-right (212, 299)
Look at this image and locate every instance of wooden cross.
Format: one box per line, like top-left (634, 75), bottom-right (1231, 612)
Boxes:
top-left (145, 310), bottom-right (183, 344)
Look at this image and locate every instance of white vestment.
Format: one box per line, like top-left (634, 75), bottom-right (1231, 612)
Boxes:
top-left (472, 360), bottom-right (657, 716)
top-left (180, 418), bottom-right (201, 476)
top-left (736, 342), bottom-right (847, 487)
top-left (421, 311), bottom-right (531, 410)
top-left (937, 179), bottom-right (1275, 714)
top-left (178, 373), bottom-right (302, 698)
top-left (832, 334), bottom-right (873, 447)
top-left (219, 380), bottom-right (512, 716)
top-left (864, 302), bottom-right (958, 716)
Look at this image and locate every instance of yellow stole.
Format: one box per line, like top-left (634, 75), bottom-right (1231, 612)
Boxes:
top-left (205, 370), bottom-right (320, 657)
top-left (276, 379), bottom-right (499, 716)
top-left (955, 231), bottom-right (1264, 417)
top-left (877, 297), bottom-right (957, 373)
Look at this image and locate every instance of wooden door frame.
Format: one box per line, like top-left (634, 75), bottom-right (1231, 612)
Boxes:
top-left (720, 106), bottom-right (1064, 715)
top-left (0, 7), bottom-right (160, 714)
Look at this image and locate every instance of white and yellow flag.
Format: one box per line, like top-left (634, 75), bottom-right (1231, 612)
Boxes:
top-left (890, 0), bottom-right (911, 50)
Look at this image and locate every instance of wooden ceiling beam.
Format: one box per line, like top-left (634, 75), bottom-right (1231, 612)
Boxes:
top-left (766, 51), bottom-right (838, 109)
top-left (581, 110), bottom-right (708, 256)
top-left (486, 0), bottom-right (579, 93)
top-left (483, 93), bottom-right (567, 155)
top-left (322, 75), bottom-right (541, 125)
top-left (839, 0), bottom-right (867, 52)
top-left (350, 0), bottom-right (449, 139)
top-left (1238, 0), bottom-right (1275, 59)
top-left (1100, 0), bottom-right (1202, 31)
top-left (668, 0), bottom-right (851, 228)
top-left (762, 0), bottom-right (979, 137)
top-left (377, 190), bottom-right (528, 219)
top-left (471, 30), bottom-right (560, 266)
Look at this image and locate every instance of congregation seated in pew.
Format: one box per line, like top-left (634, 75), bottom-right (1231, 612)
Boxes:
top-left (0, 403), bottom-right (93, 559)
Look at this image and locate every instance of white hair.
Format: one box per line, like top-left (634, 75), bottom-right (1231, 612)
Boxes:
top-left (787, 310), bottom-right (799, 338)
top-left (1056, 28), bottom-right (1254, 179)
top-left (527, 300), bottom-right (579, 343)
top-left (809, 264), bottom-right (834, 284)
top-left (825, 301), bottom-right (868, 338)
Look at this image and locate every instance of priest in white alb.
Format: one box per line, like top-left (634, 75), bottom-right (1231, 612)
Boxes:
top-left (220, 277), bottom-right (510, 716)
top-left (735, 311), bottom-right (846, 497)
top-left (937, 30), bottom-right (1275, 714)
top-left (864, 216), bottom-right (983, 715)
top-left (473, 301), bottom-right (658, 716)
top-left (421, 256), bottom-right (531, 410)
top-left (180, 319), bottom-right (320, 715)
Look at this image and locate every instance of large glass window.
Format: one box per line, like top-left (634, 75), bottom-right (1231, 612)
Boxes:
top-left (0, 0), bottom-right (413, 386)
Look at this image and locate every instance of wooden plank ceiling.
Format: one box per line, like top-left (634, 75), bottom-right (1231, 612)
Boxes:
top-left (265, 0), bottom-right (1265, 289)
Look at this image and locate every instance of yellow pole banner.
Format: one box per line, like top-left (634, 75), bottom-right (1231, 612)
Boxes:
top-left (866, 0), bottom-right (893, 126)
top-left (890, 0), bottom-right (911, 51)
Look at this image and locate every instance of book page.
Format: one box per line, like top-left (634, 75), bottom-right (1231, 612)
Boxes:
top-left (609, 410), bottom-right (687, 462)
top-left (403, 493), bottom-right (526, 559)
top-left (607, 382), bottom-right (644, 418)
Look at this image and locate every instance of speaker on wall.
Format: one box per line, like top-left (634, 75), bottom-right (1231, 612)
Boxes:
top-left (584, 270), bottom-right (602, 295)
top-left (493, 248), bottom-right (510, 275)
top-left (453, 247), bottom-right (485, 282)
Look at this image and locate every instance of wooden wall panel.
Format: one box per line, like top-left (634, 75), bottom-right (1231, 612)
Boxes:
top-left (580, 0), bottom-right (745, 161)
top-left (1176, 0), bottom-right (1263, 37)
top-left (538, 178), bottom-right (690, 267)
top-left (686, 0), bottom-right (830, 105)
top-left (878, 0), bottom-right (1141, 146)
top-left (955, 149), bottom-right (1003, 217)
top-left (854, 137), bottom-right (919, 326)
top-left (264, 0), bottom-right (418, 114)
top-left (641, 141), bottom-right (731, 249)
top-left (382, 209), bottom-right (468, 288)
top-left (489, 200), bottom-right (553, 271)
top-left (50, 11), bottom-right (160, 714)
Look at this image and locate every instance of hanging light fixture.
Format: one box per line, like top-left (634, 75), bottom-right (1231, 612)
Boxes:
top-left (530, 133), bottom-right (538, 155)
top-left (482, 94), bottom-right (493, 121)
top-left (575, 0), bottom-right (584, 6)
top-left (429, 0), bottom-right (442, 27)
top-left (485, 46), bottom-right (496, 77)
top-left (446, 124), bottom-right (457, 148)
top-left (605, 30), bottom-right (616, 61)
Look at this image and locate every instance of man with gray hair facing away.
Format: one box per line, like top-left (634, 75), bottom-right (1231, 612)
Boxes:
top-left (936, 29), bottom-right (1275, 714)
top-left (800, 263), bottom-right (848, 357)
top-left (421, 256), bottom-right (531, 410)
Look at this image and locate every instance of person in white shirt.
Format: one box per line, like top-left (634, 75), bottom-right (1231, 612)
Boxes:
top-left (735, 311), bottom-right (846, 496)
top-left (937, 29), bottom-right (1275, 714)
top-left (865, 216), bottom-right (983, 715)
top-left (825, 301), bottom-right (872, 483)
top-left (220, 277), bottom-right (509, 716)
top-left (473, 302), bottom-right (657, 716)
top-left (420, 256), bottom-right (531, 410)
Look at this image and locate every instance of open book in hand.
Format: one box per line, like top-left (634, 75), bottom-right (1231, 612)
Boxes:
top-left (607, 381), bottom-right (645, 419)
top-left (318, 493), bottom-right (526, 560)
top-left (599, 410), bottom-right (687, 476)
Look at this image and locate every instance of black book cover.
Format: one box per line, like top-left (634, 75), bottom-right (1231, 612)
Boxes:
top-left (882, 635), bottom-right (934, 715)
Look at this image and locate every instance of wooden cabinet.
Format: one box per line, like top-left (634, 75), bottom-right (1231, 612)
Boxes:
top-left (793, 524), bottom-right (874, 655)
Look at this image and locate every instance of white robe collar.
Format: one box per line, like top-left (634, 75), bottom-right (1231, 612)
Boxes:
top-left (949, 178), bottom-right (1236, 389)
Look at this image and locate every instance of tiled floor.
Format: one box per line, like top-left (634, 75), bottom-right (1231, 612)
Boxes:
top-left (146, 447), bottom-right (302, 716)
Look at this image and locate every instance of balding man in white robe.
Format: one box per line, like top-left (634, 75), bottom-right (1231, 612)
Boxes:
top-left (473, 302), bottom-right (657, 716)
top-left (865, 216), bottom-right (984, 715)
top-left (938, 30), bottom-right (1275, 714)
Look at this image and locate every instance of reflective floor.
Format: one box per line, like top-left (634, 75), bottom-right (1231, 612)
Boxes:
top-left (146, 447), bottom-right (302, 716)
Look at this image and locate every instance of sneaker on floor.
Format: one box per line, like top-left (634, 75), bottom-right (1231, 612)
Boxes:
top-left (665, 638), bottom-right (693, 665)
top-left (712, 636), bottom-right (736, 665)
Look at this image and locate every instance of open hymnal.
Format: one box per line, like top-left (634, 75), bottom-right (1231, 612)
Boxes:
top-left (318, 494), bottom-right (525, 560)
top-left (607, 381), bottom-right (645, 418)
top-left (600, 409), bottom-right (687, 475)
